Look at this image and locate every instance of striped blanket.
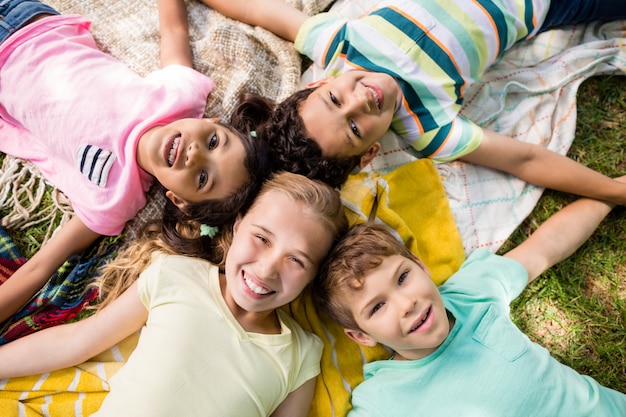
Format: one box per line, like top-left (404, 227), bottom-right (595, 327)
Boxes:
top-left (0, 228), bottom-right (120, 345)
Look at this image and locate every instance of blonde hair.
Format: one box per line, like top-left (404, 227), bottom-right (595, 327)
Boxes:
top-left (253, 171), bottom-right (348, 240)
top-left (91, 171), bottom-right (347, 311)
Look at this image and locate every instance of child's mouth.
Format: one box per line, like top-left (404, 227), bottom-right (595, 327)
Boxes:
top-left (167, 136), bottom-right (181, 166)
top-left (409, 307), bottom-right (431, 333)
top-left (243, 273), bottom-right (274, 296)
top-left (363, 83), bottom-right (383, 110)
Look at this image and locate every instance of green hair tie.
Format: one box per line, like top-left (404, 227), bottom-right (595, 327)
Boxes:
top-left (200, 224), bottom-right (219, 239)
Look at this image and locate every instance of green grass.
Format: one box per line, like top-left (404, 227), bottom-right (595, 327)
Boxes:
top-left (500, 75), bottom-right (626, 391)
top-left (0, 155), bottom-right (66, 256)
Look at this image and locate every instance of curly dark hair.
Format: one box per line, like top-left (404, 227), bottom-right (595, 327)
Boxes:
top-left (235, 91), bottom-right (362, 189)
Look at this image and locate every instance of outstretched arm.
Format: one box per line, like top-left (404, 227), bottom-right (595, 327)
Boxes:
top-left (462, 128), bottom-right (626, 206)
top-left (199, 0), bottom-right (307, 42)
top-left (270, 377), bottom-right (316, 417)
top-left (0, 281), bottom-right (147, 379)
top-left (158, 0), bottom-right (193, 67)
top-left (0, 216), bottom-right (100, 323)
top-left (503, 180), bottom-right (622, 282)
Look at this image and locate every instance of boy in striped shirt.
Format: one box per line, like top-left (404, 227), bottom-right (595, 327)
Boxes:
top-left (202, 0), bottom-right (626, 202)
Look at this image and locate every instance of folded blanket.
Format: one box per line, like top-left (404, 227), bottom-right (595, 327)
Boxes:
top-left (0, 333), bottom-right (138, 416)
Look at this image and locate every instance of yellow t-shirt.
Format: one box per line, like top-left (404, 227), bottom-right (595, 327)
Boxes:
top-left (95, 253), bottom-right (322, 416)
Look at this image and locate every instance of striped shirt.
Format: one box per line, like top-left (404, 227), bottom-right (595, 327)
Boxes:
top-left (295, 0), bottom-right (550, 161)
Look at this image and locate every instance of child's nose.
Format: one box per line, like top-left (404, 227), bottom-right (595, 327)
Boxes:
top-left (256, 254), bottom-right (280, 280)
top-left (400, 295), bottom-right (417, 316)
top-left (347, 89), bottom-right (371, 113)
top-left (185, 142), bottom-right (206, 166)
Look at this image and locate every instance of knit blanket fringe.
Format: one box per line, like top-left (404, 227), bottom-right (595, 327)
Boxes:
top-left (0, 158), bottom-right (73, 244)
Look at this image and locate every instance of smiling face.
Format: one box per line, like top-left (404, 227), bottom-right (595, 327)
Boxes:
top-left (299, 70), bottom-right (401, 164)
top-left (223, 190), bottom-right (335, 319)
top-left (136, 118), bottom-right (248, 207)
top-left (344, 254), bottom-right (451, 361)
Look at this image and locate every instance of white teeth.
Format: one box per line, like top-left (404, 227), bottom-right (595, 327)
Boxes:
top-left (168, 137), bottom-right (180, 166)
top-left (365, 86), bottom-right (380, 109)
top-left (244, 276), bottom-right (271, 295)
top-left (411, 310), bottom-right (429, 332)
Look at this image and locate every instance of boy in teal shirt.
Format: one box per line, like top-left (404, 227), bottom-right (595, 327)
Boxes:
top-left (311, 183), bottom-right (626, 416)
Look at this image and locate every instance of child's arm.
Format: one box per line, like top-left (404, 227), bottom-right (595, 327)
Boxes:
top-left (462, 128), bottom-right (626, 206)
top-left (0, 216), bottom-right (100, 323)
top-left (199, 0), bottom-right (308, 42)
top-left (270, 377), bottom-right (316, 417)
top-left (0, 281), bottom-right (147, 379)
top-left (503, 181), bottom-right (621, 282)
top-left (157, 0), bottom-right (193, 68)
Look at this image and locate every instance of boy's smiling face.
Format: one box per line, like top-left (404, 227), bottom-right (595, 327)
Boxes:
top-left (344, 254), bottom-right (451, 361)
top-left (299, 70), bottom-right (401, 166)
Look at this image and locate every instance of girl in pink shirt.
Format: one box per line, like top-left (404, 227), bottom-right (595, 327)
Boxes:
top-left (0, 0), bottom-right (273, 323)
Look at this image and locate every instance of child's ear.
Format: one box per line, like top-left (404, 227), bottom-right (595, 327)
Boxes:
top-left (305, 78), bottom-right (332, 89)
top-left (232, 214), bottom-right (244, 234)
top-left (359, 143), bottom-right (382, 168)
top-left (344, 328), bottom-right (378, 347)
top-left (165, 190), bottom-right (189, 213)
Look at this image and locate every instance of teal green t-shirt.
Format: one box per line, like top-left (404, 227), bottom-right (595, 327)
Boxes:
top-left (348, 250), bottom-right (626, 416)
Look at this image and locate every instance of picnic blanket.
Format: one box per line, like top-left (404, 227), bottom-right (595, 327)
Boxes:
top-left (0, 228), bottom-right (121, 345)
top-left (0, 332), bottom-right (139, 416)
top-left (0, 0), bottom-right (625, 415)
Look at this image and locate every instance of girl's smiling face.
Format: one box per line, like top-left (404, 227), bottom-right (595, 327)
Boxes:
top-left (137, 118), bottom-right (248, 208)
top-left (344, 255), bottom-right (451, 360)
top-left (223, 190), bottom-right (334, 318)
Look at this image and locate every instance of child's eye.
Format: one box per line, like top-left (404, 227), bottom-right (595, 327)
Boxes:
top-left (350, 120), bottom-right (361, 138)
top-left (371, 302), bottom-right (384, 316)
top-left (289, 256), bottom-right (305, 268)
top-left (329, 92), bottom-right (340, 106)
top-left (398, 270), bottom-right (408, 285)
top-left (255, 235), bottom-right (269, 245)
top-left (208, 134), bottom-right (218, 150)
top-left (199, 171), bottom-right (207, 189)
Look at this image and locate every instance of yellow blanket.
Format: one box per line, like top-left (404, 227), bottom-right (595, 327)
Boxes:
top-left (284, 159), bottom-right (465, 417)
top-left (0, 334), bottom-right (138, 416)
